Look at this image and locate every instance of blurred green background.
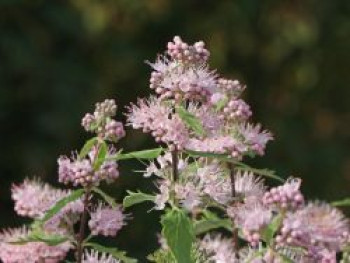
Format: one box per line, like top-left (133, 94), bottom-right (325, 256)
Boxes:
top-left (0, 0), bottom-right (349, 261)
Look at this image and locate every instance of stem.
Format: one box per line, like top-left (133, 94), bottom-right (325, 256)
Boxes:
top-left (228, 162), bottom-right (239, 251)
top-left (76, 189), bottom-right (90, 263)
top-left (171, 146), bottom-right (179, 182)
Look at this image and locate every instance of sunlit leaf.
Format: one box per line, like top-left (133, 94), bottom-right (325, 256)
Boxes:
top-left (161, 209), bottom-right (194, 263)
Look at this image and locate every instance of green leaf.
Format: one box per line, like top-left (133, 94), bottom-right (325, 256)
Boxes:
top-left (261, 213), bottom-right (283, 245)
top-left (194, 218), bottom-right (232, 235)
top-left (40, 189), bottom-right (85, 224)
top-left (161, 209), bottom-right (195, 263)
top-left (331, 198), bottom-right (350, 207)
top-left (85, 242), bottom-right (137, 263)
top-left (79, 137), bottom-right (99, 159)
top-left (10, 229), bottom-right (69, 246)
top-left (215, 95), bottom-right (229, 111)
top-left (176, 106), bottom-right (205, 136)
top-left (194, 210), bottom-right (232, 235)
top-left (185, 150), bottom-right (232, 161)
top-left (93, 140), bottom-right (108, 170)
top-left (123, 191), bottom-right (155, 208)
top-left (111, 148), bottom-right (163, 161)
top-left (92, 187), bottom-right (117, 208)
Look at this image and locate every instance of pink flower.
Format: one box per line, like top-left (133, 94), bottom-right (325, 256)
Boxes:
top-left (58, 147), bottom-right (119, 187)
top-left (126, 97), bottom-right (190, 149)
top-left (231, 201), bottom-right (272, 246)
top-left (238, 123), bottom-right (273, 156)
top-left (0, 227), bottom-right (71, 263)
top-left (199, 234), bottom-right (237, 263)
top-left (88, 203), bottom-right (125, 237)
top-left (12, 179), bottom-right (82, 219)
top-left (276, 202), bottom-right (349, 252)
top-left (82, 250), bottom-right (119, 263)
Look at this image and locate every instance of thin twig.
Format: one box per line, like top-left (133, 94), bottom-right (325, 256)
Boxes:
top-left (171, 146), bottom-right (179, 182)
top-left (76, 189), bottom-right (90, 263)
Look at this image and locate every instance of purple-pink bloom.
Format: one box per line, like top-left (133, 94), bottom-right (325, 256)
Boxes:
top-left (88, 203), bottom-right (125, 237)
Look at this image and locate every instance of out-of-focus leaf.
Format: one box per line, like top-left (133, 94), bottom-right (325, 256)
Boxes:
top-left (331, 198), bottom-right (350, 207)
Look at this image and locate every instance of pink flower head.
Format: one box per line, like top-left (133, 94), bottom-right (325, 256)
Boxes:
top-left (186, 135), bottom-right (247, 159)
top-left (199, 234), bottom-right (237, 263)
top-left (58, 147), bottom-right (119, 187)
top-left (11, 179), bottom-right (82, 220)
top-left (126, 97), bottom-right (189, 149)
top-left (88, 203), bottom-right (125, 237)
top-left (0, 227), bottom-right (71, 263)
top-left (231, 201), bottom-right (272, 246)
top-left (276, 202), bottom-right (349, 252)
top-left (238, 123), bottom-right (273, 156)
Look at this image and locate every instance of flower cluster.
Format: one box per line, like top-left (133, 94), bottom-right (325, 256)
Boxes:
top-left (82, 99), bottom-right (125, 142)
top-left (128, 35), bottom-right (273, 159)
top-left (88, 203), bottom-right (125, 237)
top-left (0, 227), bottom-right (71, 263)
top-left (58, 148), bottom-right (119, 187)
top-left (1, 36), bottom-right (349, 263)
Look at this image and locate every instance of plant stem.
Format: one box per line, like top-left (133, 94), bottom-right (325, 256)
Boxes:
top-left (171, 146), bottom-right (179, 182)
top-left (228, 162), bottom-right (239, 251)
top-left (76, 189), bottom-right (90, 263)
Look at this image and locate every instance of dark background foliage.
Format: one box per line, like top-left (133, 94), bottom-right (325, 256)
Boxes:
top-left (0, 0), bottom-right (349, 260)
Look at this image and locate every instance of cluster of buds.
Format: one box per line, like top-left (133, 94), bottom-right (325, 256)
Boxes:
top-left (81, 99), bottom-right (125, 142)
top-left (221, 98), bottom-right (252, 121)
top-left (217, 78), bottom-right (245, 96)
top-left (167, 36), bottom-right (210, 64)
top-left (242, 229), bottom-right (261, 247)
top-left (275, 222), bottom-right (304, 246)
top-left (58, 150), bottom-right (119, 187)
top-left (148, 35), bottom-right (217, 103)
top-left (263, 178), bottom-right (304, 209)
top-left (88, 203), bottom-right (125, 237)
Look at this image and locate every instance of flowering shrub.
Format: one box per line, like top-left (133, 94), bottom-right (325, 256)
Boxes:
top-left (1, 36), bottom-right (349, 263)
